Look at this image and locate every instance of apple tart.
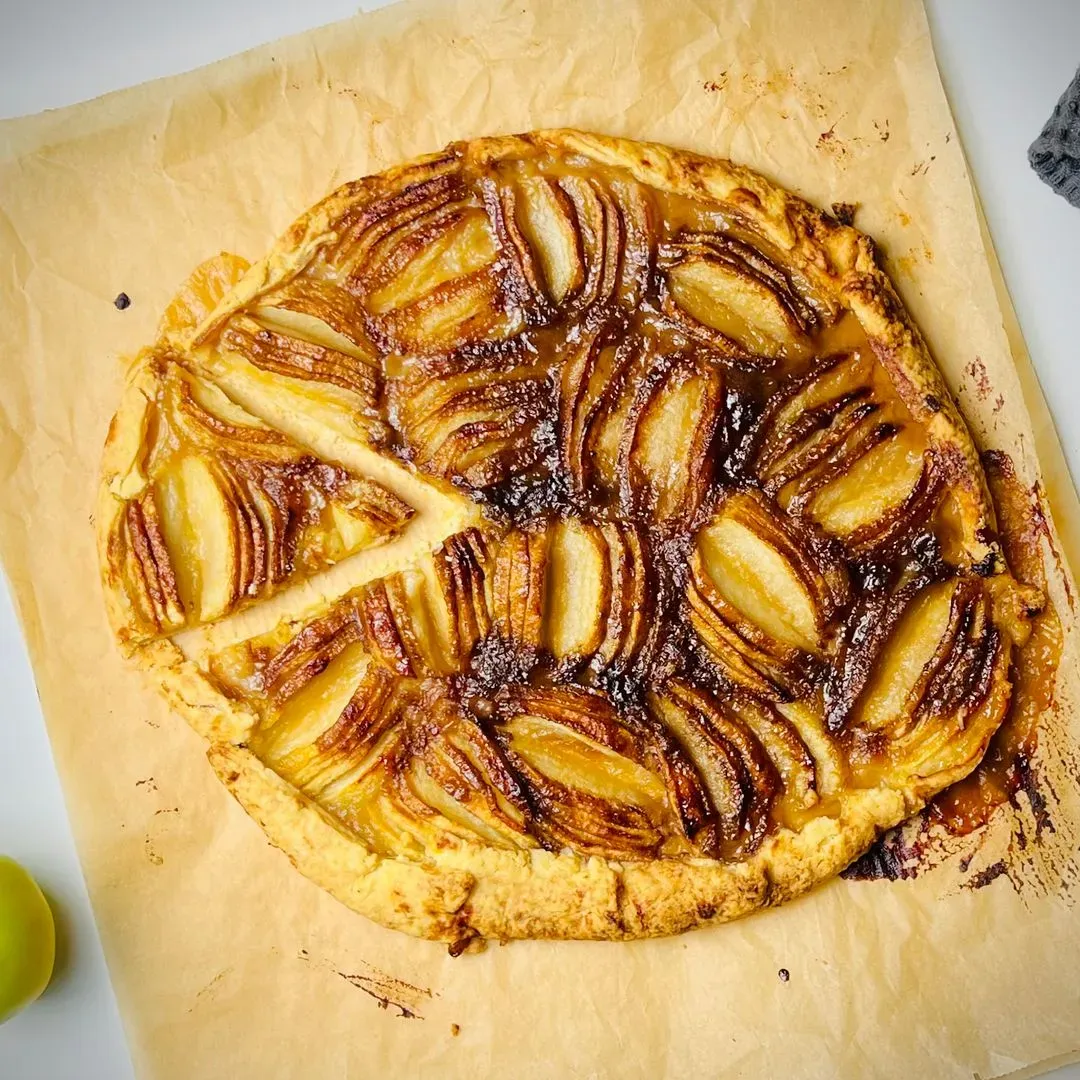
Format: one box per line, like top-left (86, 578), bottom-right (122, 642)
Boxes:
top-left (97, 131), bottom-right (1042, 947)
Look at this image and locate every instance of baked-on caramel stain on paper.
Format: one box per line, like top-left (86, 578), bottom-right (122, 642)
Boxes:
top-left (335, 968), bottom-right (432, 1019)
top-left (296, 949), bottom-right (433, 1020)
top-left (188, 967), bottom-right (234, 1013)
top-left (845, 450), bottom-right (1076, 897)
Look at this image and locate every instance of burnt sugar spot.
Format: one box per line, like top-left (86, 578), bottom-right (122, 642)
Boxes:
top-left (965, 859), bottom-right (1008, 891)
top-left (831, 202), bottom-right (858, 226)
top-left (842, 823), bottom-right (926, 881)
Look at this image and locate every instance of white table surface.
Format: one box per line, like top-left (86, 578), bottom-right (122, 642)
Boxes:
top-left (1, 2), bottom-right (1079, 1077)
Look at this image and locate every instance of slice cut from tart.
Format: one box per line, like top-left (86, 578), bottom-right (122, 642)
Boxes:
top-left (97, 351), bottom-right (413, 649)
top-left (96, 130), bottom-right (1056, 950)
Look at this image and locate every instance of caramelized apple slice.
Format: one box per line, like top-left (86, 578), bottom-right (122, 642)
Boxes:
top-left (687, 493), bottom-right (849, 697)
top-left (364, 211), bottom-right (498, 314)
top-left (403, 688), bottom-right (534, 850)
top-left (542, 519), bottom-right (610, 660)
top-left (253, 276), bottom-right (374, 356)
top-left (650, 680), bottom-right (778, 855)
top-left (491, 527), bottom-right (550, 650)
top-left (389, 343), bottom-right (553, 492)
top-left (804, 425), bottom-right (929, 541)
top-left (659, 232), bottom-right (817, 362)
top-left (265, 659), bottom-right (399, 788)
top-left (592, 522), bottom-right (654, 673)
top-left (155, 455), bottom-right (237, 623)
top-left (514, 176), bottom-right (584, 304)
top-left (697, 502), bottom-right (820, 654)
top-left (493, 685), bottom-right (680, 858)
top-left (559, 328), bottom-right (724, 521)
top-left (335, 175), bottom-right (519, 353)
top-left (620, 352), bottom-right (724, 521)
top-left (755, 351), bottom-right (938, 554)
top-left (827, 575), bottom-right (1029, 786)
top-left (429, 529), bottom-right (492, 665)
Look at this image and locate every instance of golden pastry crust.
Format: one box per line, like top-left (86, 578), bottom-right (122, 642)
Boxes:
top-left (207, 741), bottom-right (904, 945)
top-left (99, 130), bottom-right (1037, 947)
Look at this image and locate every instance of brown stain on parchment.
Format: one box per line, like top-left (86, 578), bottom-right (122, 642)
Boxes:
top-left (335, 967), bottom-right (432, 1018)
top-left (815, 123), bottom-right (850, 163)
top-left (296, 948), bottom-right (433, 1019)
top-left (142, 800), bottom-right (181, 866)
top-left (966, 356), bottom-right (993, 400)
top-left (187, 967), bottom-right (234, 1013)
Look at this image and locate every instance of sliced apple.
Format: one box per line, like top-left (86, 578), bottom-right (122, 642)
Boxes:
top-left (390, 346), bottom-right (552, 491)
top-left (357, 570), bottom-right (440, 677)
top-left (515, 176), bottom-right (584, 304)
top-left (755, 351), bottom-right (936, 554)
top-left (256, 645), bottom-right (377, 764)
top-left (403, 690), bottom-right (534, 850)
top-left (697, 492), bottom-right (848, 653)
top-left (542, 519), bottom-right (610, 660)
top-left (593, 522), bottom-right (652, 672)
top-left (365, 211), bottom-right (498, 314)
top-left (490, 526), bottom-right (549, 649)
top-left (805, 425), bottom-right (929, 546)
top-left (727, 696), bottom-right (817, 821)
top-left (557, 175), bottom-right (620, 312)
top-left (698, 510), bottom-right (819, 654)
top-left (155, 455), bottom-right (237, 623)
top-left (623, 355), bottom-right (723, 521)
top-left (651, 680), bottom-right (777, 854)
top-left (660, 232), bottom-right (816, 361)
top-left (253, 275), bottom-right (374, 357)
top-left (494, 685), bottom-right (676, 857)
top-left (428, 528), bottom-right (492, 668)
top-left (219, 314), bottom-right (380, 407)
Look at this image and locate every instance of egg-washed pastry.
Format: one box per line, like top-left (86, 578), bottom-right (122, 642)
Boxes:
top-left (96, 131), bottom-right (1045, 949)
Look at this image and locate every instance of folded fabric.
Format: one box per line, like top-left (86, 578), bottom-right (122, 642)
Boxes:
top-left (1029, 65), bottom-right (1080, 209)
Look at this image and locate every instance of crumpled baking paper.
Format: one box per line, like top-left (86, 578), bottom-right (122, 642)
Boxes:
top-left (0, 0), bottom-right (1078, 1076)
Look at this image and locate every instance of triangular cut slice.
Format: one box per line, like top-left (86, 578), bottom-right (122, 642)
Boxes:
top-left (97, 350), bottom-right (414, 649)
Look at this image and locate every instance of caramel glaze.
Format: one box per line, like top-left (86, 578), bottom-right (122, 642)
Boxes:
top-left (931, 451), bottom-right (1062, 836)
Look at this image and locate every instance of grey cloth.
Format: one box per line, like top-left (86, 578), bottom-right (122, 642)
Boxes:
top-left (1029, 66), bottom-right (1080, 209)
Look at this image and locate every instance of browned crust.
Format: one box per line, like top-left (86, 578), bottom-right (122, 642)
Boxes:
top-left (105, 130), bottom-right (1012, 945)
top-left (208, 741), bottom-right (905, 945)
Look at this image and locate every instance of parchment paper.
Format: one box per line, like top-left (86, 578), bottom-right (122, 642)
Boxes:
top-left (1, 1), bottom-right (1078, 1077)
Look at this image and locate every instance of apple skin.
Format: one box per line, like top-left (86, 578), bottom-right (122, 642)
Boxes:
top-left (0, 857), bottom-right (55, 1025)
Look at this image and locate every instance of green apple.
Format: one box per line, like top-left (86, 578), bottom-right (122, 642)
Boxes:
top-left (0, 857), bottom-right (55, 1024)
